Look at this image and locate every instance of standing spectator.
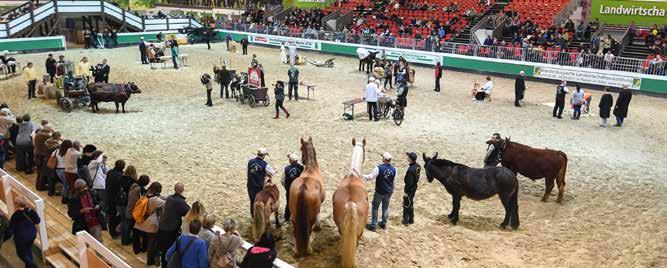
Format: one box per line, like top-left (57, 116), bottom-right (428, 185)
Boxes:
top-left (613, 85), bottom-right (633, 127)
top-left (111, 29), bottom-right (118, 48)
top-left (273, 81), bottom-right (290, 119)
top-left (0, 109), bottom-right (15, 160)
top-left (4, 196), bottom-right (40, 268)
top-left (384, 62), bottom-right (393, 90)
top-left (241, 37), bottom-right (249, 55)
top-left (88, 151), bottom-right (108, 211)
top-left (604, 50), bottom-right (614, 69)
top-left (571, 84), bottom-right (585, 120)
top-left (201, 73), bottom-right (213, 107)
top-left (139, 37), bottom-right (148, 64)
top-left (209, 218), bottom-right (244, 268)
top-left (287, 65), bottom-right (299, 101)
top-left (166, 220), bottom-right (208, 268)
top-left (434, 61), bottom-right (442, 92)
top-left (401, 152), bottom-right (420, 225)
top-left (76, 57), bottom-right (91, 81)
top-left (364, 77), bottom-right (380, 121)
top-left (105, 159), bottom-right (126, 238)
top-left (247, 148), bottom-right (275, 217)
top-left (15, 114), bottom-right (36, 174)
top-left (514, 71), bottom-right (526, 107)
top-left (128, 175), bottom-right (150, 254)
top-left (364, 152), bottom-right (397, 231)
top-left (182, 201), bottom-right (206, 235)
top-left (68, 179), bottom-right (103, 242)
top-left (598, 87), bottom-right (613, 127)
top-left (120, 165), bottom-right (138, 245)
top-left (23, 62), bottom-right (38, 99)
top-left (32, 127), bottom-right (51, 191)
top-left (53, 140), bottom-right (72, 203)
top-left (84, 30), bottom-right (92, 49)
top-left (78, 144), bottom-right (96, 186)
top-left (45, 54), bottom-right (57, 83)
top-left (103, 29), bottom-right (110, 48)
top-left (98, 59), bottom-right (110, 83)
top-left (197, 214), bottom-right (217, 248)
top-left (156, 32), bottom-right (163, 42)
top-left (282, 153), bottom-right (303, 221)
top-left (45, 132), bottom-right (63, 196)
top-left (170, 37), bottom-right (180, 69)
top-left (64, 140), bottom-right (81, 196)
top-left (226, 34), bottom-right (232, 51)
top-left (218, 65), bottom-right (232, 99)
top-left (552, 80), bottom-right (569, 119)
top-left (133, 182), bottom-right (165, 266)
top-left (240, 232), bottom-right (277, 268)
top-left (158, 182), bottom-right (191, 268)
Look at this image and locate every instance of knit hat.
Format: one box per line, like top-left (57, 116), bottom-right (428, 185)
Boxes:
top-left (74, 179), bottom-right (87, 190)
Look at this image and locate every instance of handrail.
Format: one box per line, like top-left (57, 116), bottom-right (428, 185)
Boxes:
top-left (76, 231), bottom-right (131, 268)
top-left (492, 15), bottom-right (509, 39)
top-left (554, 0), bottom-right (580, 26)
top-left (470, 15), bottom-right (489, 45)
top-left (619, 26), bottom-right (631, 52)
top-left (321, 9), bottom-right (339, 31)
top-left (0, 170), bottom-right (49, 258)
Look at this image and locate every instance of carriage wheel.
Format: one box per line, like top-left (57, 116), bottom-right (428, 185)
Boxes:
top-left (262, 96), bottom-right (270, 106)
top-left (248, 95), bottom-right (256, 107)
top-left (60, 98), bottom-right (73, 113)
top-left (393, 109), bottom-right (404, 126)
top-left (382, 104), bottom-right (391, 118)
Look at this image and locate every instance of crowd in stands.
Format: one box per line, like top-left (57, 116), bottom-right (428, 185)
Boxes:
top-left (0, 105), bottom-right (278, 267)
top-left (629, 23), bottom-right (667, 75)
top-left (0, 0), bottom-right (40, 23)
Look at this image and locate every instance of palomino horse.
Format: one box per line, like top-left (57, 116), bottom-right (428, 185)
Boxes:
top-left (489, 138), bottom-right (568, 203)
top-left (333, 138), bottom-right (369, 268)
top-left (252, 179), bottom-right (281, 241)
top-left (289, 137), bottom-right (325, 257)
top-left (423, 153), bottom-right (520, 229)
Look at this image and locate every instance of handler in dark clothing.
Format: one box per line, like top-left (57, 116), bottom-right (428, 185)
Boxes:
top-left (215, 65), bottom-right (232, 98)
top-left (241, 38), bottom-right (249, 55)
top-left (45, 54), bottom-right (57, 83)
top-left (5, 196), bottom-right (41, 268)
top-left (402, 152), bottom-right (420, 225)
top-left (139, 37), bottom-right (148, 64)
top-left (552, 80), bottom-right (569, 119)
top-left (158, 182), bottom-right (191, 268)
top-left (287, 65), bottom-right (299, 100)
top-left (434, 62), bottom-right (442, 92)
top-left (282, 153), bottom-right (304, 221)
top-left (598, 87), bottom-right (613, 127)
top-left (105, 160), bottom-right (125, 238)
top-left (484, 133), bottom-right (503, 168)
top-left (514, 70), bottom-right (526, 107)
top-left (94, 59), bottom-right (110, 83)
top-left (247, 148), bottom-right (275, 217)
top-left (84, 30), bottom-right (92, 49)
top-left (613, 85), bottom-right (632, 127)
top-left (397, 80), bottom-right (409, 112)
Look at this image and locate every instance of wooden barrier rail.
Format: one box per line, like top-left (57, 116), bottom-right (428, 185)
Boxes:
top-left (76, 231), bottom-right (131, 268)
top-left (211, 226), bottom-right (294, 268)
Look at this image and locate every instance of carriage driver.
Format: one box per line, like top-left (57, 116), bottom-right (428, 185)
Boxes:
top-left (484, 133), bottom-right (503, 168)
top-left (247, 148), bottom-right (276, 217)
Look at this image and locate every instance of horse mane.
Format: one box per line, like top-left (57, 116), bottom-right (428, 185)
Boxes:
top-left (301, 139), bottom-right (318, 169)
top-left (430, 158), bottom-right (469, 169)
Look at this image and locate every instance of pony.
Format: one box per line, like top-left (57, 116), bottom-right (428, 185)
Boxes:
top-left (333, 138), bottom-right (369, 268)
top-left (288, 137), bottom-right (326, 257)
top-left (356, 48), bottom-right (384, 74)
top-left (489, 138), bottom-right (568, 203)
top-left (88, 82), bottom-right (141, 113)
top-left (422, 153), bottom-right (520, 229)
top-left (252, 178), bottom-right (281, 241)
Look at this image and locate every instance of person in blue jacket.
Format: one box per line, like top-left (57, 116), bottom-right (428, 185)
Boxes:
top-left (165, 219), bottom-right (208, 268)
top-left (4, 196), bottom-right (41, 268)
top-left (364, 152), bottom-right (397, 231)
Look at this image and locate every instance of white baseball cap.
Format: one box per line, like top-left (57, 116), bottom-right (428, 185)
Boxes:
top-left (288, 153), bottom-right (299, 162)
top-left (258, 147), bottom-right (269, 155)
top-left (369, 77), bottom-right (376, 82)
top-left (382, 152), bottom-right (393, 160)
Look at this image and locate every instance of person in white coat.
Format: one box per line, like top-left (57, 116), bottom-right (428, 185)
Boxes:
top-left (288, 44), bottom-right (297, 66)
top-left (280, 43), bottom-right (288, 64)
top-left (364, 77), bottom-right (380, 121)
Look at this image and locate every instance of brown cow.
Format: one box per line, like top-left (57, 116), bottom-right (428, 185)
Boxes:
top-left (491, 138), bottom-right (568, 203)
top-left (88, 82), bottom-right (141, 113)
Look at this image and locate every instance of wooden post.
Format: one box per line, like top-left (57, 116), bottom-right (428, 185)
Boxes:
top-left (100, 0), bottom-right (106, 31)
top-left (166, 18), bottom-right (170, 31)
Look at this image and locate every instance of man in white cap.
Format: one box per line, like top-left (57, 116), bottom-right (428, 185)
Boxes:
top-left (139, 37), bottom-right (148, 64)
top-left (514, 70), bottom-right (526, 107)
top-left (281, 153), bottom-right (304, 222)
top-left (364, 152), bottom-right (397, 231)
top-left (247, 147), bottom-right (275, 217)
top-left (364, 77), bottom-right (380, 121)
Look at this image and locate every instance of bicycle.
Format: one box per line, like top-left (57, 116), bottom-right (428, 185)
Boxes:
top-left (381, 97), bottom-right (404, 126)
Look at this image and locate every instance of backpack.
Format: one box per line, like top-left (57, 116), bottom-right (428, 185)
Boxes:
top-left (215, 235), bottom-right (236, 268)
top-left (132, 195), bottom-right (149, 224)
top-left (167, 236), bottom-right (196, 268)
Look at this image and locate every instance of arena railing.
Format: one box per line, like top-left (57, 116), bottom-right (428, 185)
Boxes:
top-left (0, 169), bottom-right (49, 261)
top-left (211, 225), bottom-right (294, 268)
top-left (76, 231), bottom-right (131, 268)
top-left (221, 22), bottom-right (666, 77)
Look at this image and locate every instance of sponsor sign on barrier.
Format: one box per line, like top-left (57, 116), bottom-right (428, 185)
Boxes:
top-left (384, 50), bottom-right (440, 65)
top-left (590, 0), bottom-right (667, 26)
top-left (533, 66), bottom-right (642, 89)
top-left (249, 35), bottom-right (321, 51)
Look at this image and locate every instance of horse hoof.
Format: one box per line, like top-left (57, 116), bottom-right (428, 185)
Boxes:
top-left (511, 225), bottom-right (520, 230)
top-left (499, 224), bottom-right (508, 229)
top-left (556, 199), bottom-right (563, 204)
top-left (540, 198), bottom-right (548, 202)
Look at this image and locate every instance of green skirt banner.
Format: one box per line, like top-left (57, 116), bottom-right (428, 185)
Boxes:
top-left (590, 0), bottom-right (667, 26)
top-left (282, 0), bottom-right (333, 9)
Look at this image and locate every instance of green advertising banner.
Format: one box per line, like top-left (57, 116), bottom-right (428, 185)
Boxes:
top-left (590, 0), bottom-right (667, 26)
top-left (282, 0), bottom-right (333, 9)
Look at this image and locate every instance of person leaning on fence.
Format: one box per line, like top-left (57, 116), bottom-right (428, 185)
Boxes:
top-left (3, 196), bottom-right (41, 268)
top-left (209, 218), bottom-right (245, 268)
top-left (158, 182), bottom-right (191, 268)
top-left (166, 219), bottom-right (208, 268)
top-left (134, 181), bottom-right (165, 266)
top-left (68, 179), bottom-right (103, 242)
top-left (128, 175), bottom-right (150, 254)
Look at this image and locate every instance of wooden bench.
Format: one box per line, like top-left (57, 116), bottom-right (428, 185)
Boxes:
top-left (343, 98), bottom-right (365, 120)
top-left (299, 82), bottom-right (316, 100)
top-left (179, 54), bottom-right (189, 67)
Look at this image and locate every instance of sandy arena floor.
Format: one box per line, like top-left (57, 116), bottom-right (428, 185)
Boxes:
top-left (0, 43), bottom-right (665, 267)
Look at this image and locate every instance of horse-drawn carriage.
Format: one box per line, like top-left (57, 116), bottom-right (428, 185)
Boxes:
top-left (234, 67), bottom-right (270, 108)
top-left (56, 75), bottom-right (90, 113)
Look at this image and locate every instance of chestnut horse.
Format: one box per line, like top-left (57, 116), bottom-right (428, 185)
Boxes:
top-left (252, 179), bottom-right (280, 241)
top-left (289, 137), bottom-right (325, 257)
top-left (333, 138), bottom-right (369, 268)
top-left (491, 138), bottom-right (568, 203)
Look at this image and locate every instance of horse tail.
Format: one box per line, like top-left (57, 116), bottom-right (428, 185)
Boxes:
top-left (252, 201), bottom-right (265, 241)
top-left (340, 202), bottom-right (359, 268)
top-left (509, 184), bottom-right (520, 229)
top-left (294, 184), bottom-right (310, 256)
top-left (557, 151), bottom-right (568, 186)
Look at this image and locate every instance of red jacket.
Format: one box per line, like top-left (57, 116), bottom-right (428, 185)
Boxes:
top-left (435, 65), bottom-right (442, 78)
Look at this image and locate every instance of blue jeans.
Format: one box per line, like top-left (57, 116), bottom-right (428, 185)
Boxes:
top-left (370, 192), bottom-right (392, 227)
top-left (55, 169), bottom-right (68, 199)
top-left (573, 105), bottom-right (582, 119)
top-left (172, 56), bottom-right (179, 69)
top-left (616, 115), bottom-right (624, 126)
